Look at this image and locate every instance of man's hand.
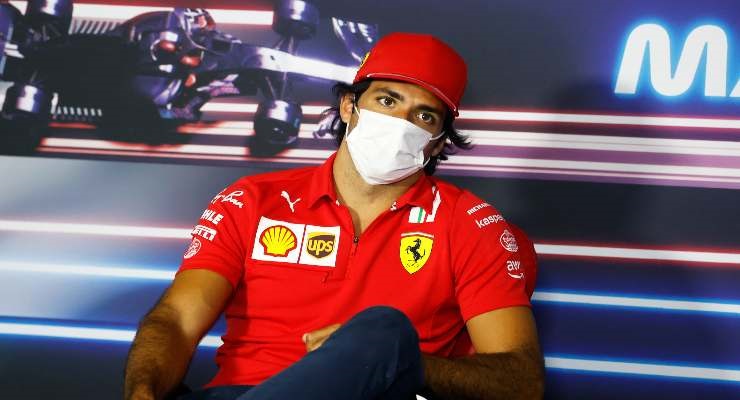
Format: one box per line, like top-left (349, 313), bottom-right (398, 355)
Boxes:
top-left (302, 323), bottom-right (341, 352)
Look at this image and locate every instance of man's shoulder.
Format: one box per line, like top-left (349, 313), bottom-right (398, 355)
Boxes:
top-left (430, 178), bottom-right (509, 231)
top-left (431, 178), bottom-right (502, 214)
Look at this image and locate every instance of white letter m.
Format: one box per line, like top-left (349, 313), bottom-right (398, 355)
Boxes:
top-left (615, 24), bottom-right (738, 97)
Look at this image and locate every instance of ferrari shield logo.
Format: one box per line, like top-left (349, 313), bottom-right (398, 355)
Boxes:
top-left (400, 232), bottom-right (434, 274)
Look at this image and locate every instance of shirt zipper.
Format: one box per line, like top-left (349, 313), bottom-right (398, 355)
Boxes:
top-left (324, 204), bottom-right (359, 281)
top-left (351, 235), bottom-right (359, 255)
top-left (342, 206), bottom-right (401, 279)
top-left (342, 233), bottom-right (359, 279)
top-left (336, 198), bottom-right (402, 280)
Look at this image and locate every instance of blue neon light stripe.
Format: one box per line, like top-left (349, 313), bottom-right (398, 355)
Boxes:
top-left (0, 322), bottom-right (222, 347)
top-left (5, 260), bottom-right (740, 315)
top-left (1, 321), bottom-right (739, 383)
top-left (532, 291), bottom-right (740, 315)
top-left (546, 356), bottom-right (740, 384)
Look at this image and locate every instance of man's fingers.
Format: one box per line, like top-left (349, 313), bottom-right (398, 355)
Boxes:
top-left (308, 332), bottom-right (333, 352)
top-left (306, 336), bottom-right (326, 352)
top-left (306, 323), bottom-right (342, 343)
top-left (303, 323), bottom-right (341, 352)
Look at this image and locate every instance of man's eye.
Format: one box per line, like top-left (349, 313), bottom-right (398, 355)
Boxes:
top-left (419, 113), bottom-right (435, 124)
top-left (378, 96), bottom-right (395, 107)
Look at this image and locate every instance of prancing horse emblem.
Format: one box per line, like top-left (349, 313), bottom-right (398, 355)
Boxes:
top-left (399, 233), bottom-right (434, 274)
top-left (406, 238), bottom-right (426, 263)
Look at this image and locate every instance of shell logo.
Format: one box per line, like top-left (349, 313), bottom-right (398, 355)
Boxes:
top-left (260, 225), bottom-right (298, 257)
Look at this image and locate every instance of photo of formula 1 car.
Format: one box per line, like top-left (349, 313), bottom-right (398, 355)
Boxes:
top-left (0, 0), bottom-right (377, 154)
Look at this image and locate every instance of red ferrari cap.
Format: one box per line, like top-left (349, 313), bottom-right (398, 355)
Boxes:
top-left (354, 32), bottom-right (467, 116)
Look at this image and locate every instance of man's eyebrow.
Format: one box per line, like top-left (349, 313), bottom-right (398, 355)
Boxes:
top-left (416, 104), bottom-right (445, 117)
top-left (373, 87), bottom-right (405, 101)
top-left (372, 87), bottom-right (445, 117)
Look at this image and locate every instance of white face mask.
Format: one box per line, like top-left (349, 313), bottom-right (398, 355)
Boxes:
top-left (345, 106), bottom-right (443, 185)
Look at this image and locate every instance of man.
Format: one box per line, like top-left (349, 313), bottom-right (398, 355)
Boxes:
top-left (124, 32), bottom-right (544, 400)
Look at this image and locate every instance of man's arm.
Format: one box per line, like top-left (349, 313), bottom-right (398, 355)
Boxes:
top-left (124, 269), bottom-right (233, 400)
top-left (422, 306), bottom-right (544, 400)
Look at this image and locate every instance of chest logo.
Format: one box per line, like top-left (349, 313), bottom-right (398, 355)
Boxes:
top-left (306, 232), bottom-right (335, 259)
top-left (260, 225), bottom-right (298, 257)
top-left (281, 190), bottom-right (301, 213)
top-left (400, 232), bottom-right (434, 274)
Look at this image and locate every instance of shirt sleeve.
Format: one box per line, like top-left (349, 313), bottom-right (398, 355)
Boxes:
top-left (449, 190), bottom-right (531, 322)
top-left (176, 181), bottom-right (251, 288)
top-left (507, 223), bottom-right (538, 298)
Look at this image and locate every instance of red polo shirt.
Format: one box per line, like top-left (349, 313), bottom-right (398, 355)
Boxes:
top-left (178, 152), bottom-right (531, 387)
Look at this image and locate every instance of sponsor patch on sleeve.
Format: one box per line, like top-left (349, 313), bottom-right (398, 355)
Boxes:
top-left (475, 213), bottom-right (504, 229)
top-left (500, 229), bottom-right (519, 252)
top-left (183, 238), bottom-right (202, 259)
top-left (466, 202), bottom-right (491, 215)
top-left (506, 260), bottom-right (524, 279)
top-left (212, 189), bottom-right (244, 208)
top-left (200, 209), bottom-right (224, 225)
top-left (192, 224), bottom-right (218, 241)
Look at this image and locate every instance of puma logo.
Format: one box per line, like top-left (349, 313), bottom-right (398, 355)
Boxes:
top-left (281, 190), bottom-right (301, 213)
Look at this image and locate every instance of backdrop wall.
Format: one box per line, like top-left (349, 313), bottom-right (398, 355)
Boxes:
top-left (1, 0), bottom-right (739, 398)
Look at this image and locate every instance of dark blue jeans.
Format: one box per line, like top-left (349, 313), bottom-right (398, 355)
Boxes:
top-left (180, 306), bottom-right (424, 400)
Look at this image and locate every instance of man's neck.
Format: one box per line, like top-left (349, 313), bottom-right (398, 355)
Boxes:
top-left (332, 144), bottom-right (421, 231)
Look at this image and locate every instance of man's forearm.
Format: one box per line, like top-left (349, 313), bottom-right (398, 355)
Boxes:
top-left (124, 306), bottom-right (196, 400)
top-left (421, 346), bottom-right (544, 400)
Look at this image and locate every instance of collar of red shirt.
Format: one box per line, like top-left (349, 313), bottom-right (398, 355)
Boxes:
top-left (305, 152), bottom-right (436, 214)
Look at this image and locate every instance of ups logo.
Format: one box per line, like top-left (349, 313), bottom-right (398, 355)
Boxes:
top-left (306, 232), bottom-right (335, 258)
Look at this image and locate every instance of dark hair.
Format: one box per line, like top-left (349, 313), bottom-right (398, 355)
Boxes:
top-left (321, 80), bottom-right (471, 175)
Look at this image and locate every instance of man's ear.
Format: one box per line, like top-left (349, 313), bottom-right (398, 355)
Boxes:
top-left (339, 93), bottom-right (355, 124)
